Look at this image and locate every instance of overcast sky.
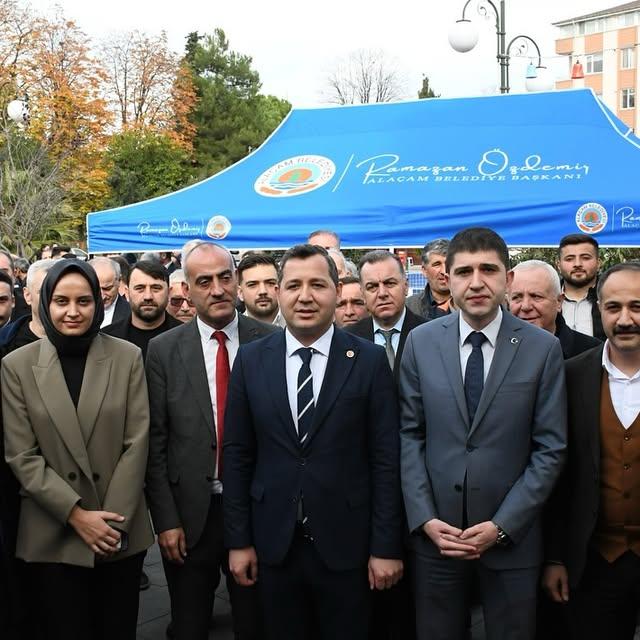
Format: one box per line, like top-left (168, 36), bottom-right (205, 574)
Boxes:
top-left (31, 0), bottom-right (610, 105)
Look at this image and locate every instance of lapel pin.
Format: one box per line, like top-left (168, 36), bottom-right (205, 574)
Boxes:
top-left (510, 337), bottom-right (519, 345)
top-left (346, 350), bottom-right (355, 358)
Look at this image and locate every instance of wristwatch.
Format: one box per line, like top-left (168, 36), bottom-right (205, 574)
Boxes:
top-left (493, 523), bottom-right (511, 547)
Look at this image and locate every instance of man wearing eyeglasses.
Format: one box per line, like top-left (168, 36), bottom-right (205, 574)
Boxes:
top-left (167, 270), bottom-right (196, 324)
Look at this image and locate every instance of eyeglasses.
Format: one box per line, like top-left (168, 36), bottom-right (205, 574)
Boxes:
top-left (169, 297), bottom-right (195, 308)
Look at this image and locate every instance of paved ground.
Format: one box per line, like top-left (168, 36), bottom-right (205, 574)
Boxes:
top-left (136, 545), bottom-right (235, 640)
top-left (139, 548), bottom-right (640, 640)
top-left (136, 545), bottom-right (490, 640)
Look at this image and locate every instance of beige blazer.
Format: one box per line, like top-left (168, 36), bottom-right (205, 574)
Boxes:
top-left (1, 333), bottom-right (154, 567)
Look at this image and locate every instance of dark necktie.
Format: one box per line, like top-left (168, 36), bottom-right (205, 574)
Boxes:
top-left (295, 347), bottom-right (314, 444)
top-left (212, 331), bottom-right (230, 478)
top-left (464, 331), bottom-right (487, 425)
top-left (377, 328), bottom-right (399, 369)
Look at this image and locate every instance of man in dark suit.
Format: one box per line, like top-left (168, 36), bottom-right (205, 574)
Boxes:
top-left (508, 260), bottom-right (601, 360)
top-left (543, 262), bottom-right (640, 640)
top-left (89, 257), bottom-right (130, 328)
top-left (145, 242), bottom-right (278, 640)
top-left (224, 244), bottom-right (404, 640)
top-left (345, 249), bottom-right (422, 640)
top-left (346, 250), bottom-right (425, 384)
top-left (400, 228), bottom-right (567, 640)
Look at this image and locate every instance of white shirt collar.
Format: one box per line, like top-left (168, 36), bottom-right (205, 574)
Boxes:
top-left (602, 340), bottom-right (640, 381)
top-left (285, 324), bottom-right (334, 358)
top-left (372, 306), bottom-right (406, 335)
top-left (459, 306), bottom-right (503, 348)
top-left (196, 311), bottom-right (239, 342)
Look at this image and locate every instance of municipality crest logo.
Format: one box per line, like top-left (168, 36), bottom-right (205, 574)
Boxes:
top-left (206, 215), bottom-right (232, 240)
top-left (575, 203), bottom-right (608, 234)
top-left (255, 155), bottom-right (336, 197)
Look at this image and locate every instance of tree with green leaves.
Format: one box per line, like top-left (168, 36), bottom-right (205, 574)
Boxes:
top-left (0, 121), bottom-right (63, 256)
top-left (105, 129), bottom-right (193, 207)
top-left (184, 29), bottom-right (290, 178)
top-left (418, 75), bottom-right (439, 99)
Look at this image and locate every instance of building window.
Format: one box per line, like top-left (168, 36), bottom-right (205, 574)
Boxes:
top-left (622, 88), bottom-right (636, 110)
top-left (619, 12), bottom-right (637, 27)
top-left (577, 21), bottom-right (585, 35)
top-left (621, 48), bottom-right (635, 69)
top-left (559, 25), bottom-right (574, 38)
top-left (585, 53), bottom-right (603, 74)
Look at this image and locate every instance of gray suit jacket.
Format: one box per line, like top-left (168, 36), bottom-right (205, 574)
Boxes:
top-left (399, 311), bottom-right (567, 569)
top-left (145, 314), bottom-right (278, 548)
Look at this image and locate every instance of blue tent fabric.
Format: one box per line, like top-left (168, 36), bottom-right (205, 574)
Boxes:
top-left (87, 89), bottom-right (640, 252)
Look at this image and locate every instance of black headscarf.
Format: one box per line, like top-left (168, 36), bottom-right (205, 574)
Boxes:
top-left (39, 259), bottom-right (104, 357)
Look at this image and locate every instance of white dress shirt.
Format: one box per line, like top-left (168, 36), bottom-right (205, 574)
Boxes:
top-left (602, 341), bottom-right (640, 429)
top-left (101, 301), bottom-right (116, 328)
top-left (459, 307), bottom-right (503, 383)
top-left (285, 325), bottom-right (334, 433)
top-left (373, 307), bottom-right (406, 355)
top-left (196, 312), bottom-right (240, 491)
top-left (562, 292), bottom-right (594, 336)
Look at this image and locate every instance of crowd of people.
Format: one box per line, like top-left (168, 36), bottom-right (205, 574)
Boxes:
top-left (0, 226), bottom-right (637, 640)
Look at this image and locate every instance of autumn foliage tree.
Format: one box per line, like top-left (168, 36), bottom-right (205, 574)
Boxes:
top-left (101, 30), bottom-right (197, 150)
top-left (7, 10), bottom-right (114, 238)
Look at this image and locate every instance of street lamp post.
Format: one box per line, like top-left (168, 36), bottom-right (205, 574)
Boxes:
top-left (448, 0), bottom-right (553, 93)
top-left (6, 95), bottom-right (29, 127)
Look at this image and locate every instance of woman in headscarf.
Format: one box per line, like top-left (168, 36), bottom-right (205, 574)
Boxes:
top-left (1, 259), bottom-right (153, 640)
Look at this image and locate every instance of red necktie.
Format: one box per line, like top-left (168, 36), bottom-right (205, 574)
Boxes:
top-left (212, 331), bottom-right (230, 479)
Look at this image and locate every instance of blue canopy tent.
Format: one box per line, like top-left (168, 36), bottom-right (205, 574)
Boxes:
top-left (87, 89), bottom-right (640, 252)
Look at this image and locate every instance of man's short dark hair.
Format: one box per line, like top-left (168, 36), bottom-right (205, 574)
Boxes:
top-left (446, 227), bottom-right (509, 272)
top-left (597, 261), bottom-right (640, 300)
top-left (0, 270), bottom-right (14, 292)
top-left (237, 252), bottom-right (279, 284)
top-left (339, 276), bottom-right (361, 286)
top-left (50, 245), bottom-right (71, 258)
top-left (111, 255), bottom-right (132, 286)
top-left (307, 229), bottom-right (340, 245)
top-left (558, 233), bottom-right (599, 254)
top-left (358, 250), bottom-right (406, 278)
top-left (421, 239), bottom-right (449, 264)
top-left (279, 244), bottom-right (338, 286)
top-left (130, 260), bottom-right (169, 285)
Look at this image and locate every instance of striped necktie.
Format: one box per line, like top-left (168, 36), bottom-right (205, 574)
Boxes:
top-left (295, 347), bottom-right (314, 444)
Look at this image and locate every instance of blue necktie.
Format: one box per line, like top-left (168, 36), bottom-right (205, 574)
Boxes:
top-left (464, 332), bottom-right (486, 425)
top-left (295, 348), bottom-right (314, 444)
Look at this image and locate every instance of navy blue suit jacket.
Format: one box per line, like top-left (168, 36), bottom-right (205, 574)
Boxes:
top-left (223, 327), bottom-right (403, 571)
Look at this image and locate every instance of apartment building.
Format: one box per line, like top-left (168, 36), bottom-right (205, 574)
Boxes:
top-left (554, 1), bottom-right (640, 130)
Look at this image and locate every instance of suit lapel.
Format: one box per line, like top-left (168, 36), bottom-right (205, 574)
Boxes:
top-left (580, 346), bottom-right (604, 472)
top-left (76, 336), bottom-right (112, 444)
top-left (262, 331), bottom-right (299, 447)
top-left (395, 311), bottom-right (412, 373)
top-left (179, 321), bottom-right (215, 437)
top-left (439, 313), bottom-right (469, 429)
top-left (238, 314), bottom-right (259, 344)
top-left (304, 329), bottom-right (358, 448)
top-left (469, 314), bottom-right (522, 437)
top-left (32, 340), bottom-right (93, 482)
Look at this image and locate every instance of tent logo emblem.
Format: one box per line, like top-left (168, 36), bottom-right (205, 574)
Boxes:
top-left (575, 203), bottom-right (608, 234)
top-left (206, 215), bottom-right (232, 239)
top-left (255, 155), bottom-right (336, 197)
